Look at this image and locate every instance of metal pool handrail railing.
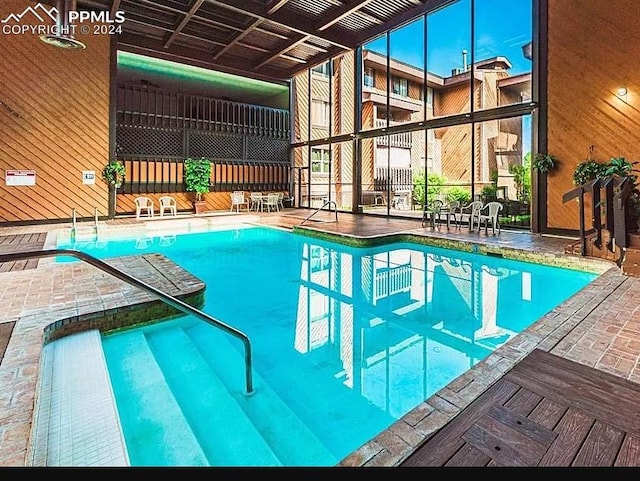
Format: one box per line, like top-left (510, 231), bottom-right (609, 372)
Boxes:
top-left (300, 200), bottom-right (338, 225)
top-left (0, 249), bottom-right (255, 395)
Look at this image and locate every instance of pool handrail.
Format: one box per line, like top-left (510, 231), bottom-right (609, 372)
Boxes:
top-left (300, 200), bottom-right (338, 225)
top-left (0, 248), bottom-right (255, 395)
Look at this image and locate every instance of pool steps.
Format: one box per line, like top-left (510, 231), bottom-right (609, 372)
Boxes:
top-left (29, 331), bottom-right (129, 466)
top-left (30, 320), bottom-right (341, 466)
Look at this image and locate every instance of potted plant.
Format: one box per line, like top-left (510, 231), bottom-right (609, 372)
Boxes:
top-left (532, 153), bottom-right (557, 174)
top-left (184, 157), bottom-right (211, 214)
top-left (573, 159), bottom-right (606, 186)
top-left (102, 160), bottom-right (126, 217)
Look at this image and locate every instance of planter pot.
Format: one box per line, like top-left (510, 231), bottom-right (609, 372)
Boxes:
top-left (193, 200), bottom-right (207, 215)
top-left (629, 233), bottom-right (640, 249)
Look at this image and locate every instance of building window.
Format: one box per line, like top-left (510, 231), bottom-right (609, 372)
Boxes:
top-left (364, 67), bottom-right (374, 87)
top-left (391, 76), bottom-right (408, 96)
top-left (312, 62), bottom-right (330, 77)
top-left (311, 147), bottom-right (330, 174)
top-left (311, 99), bottom-right (330, 127)
top-left (426, 87), bottom-right (433, 105)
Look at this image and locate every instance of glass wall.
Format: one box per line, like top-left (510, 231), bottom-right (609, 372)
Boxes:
top-left (290, 0), bottom-right (535, 229)
top-left (427, 0), bottom-right (471, 119)
top-left (475, 0), bottom-right (532, 109)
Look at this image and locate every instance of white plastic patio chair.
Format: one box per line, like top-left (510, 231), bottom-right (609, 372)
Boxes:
top-left (135, 196), bottom-right (154, 219)
top-left (249, 192), bottom-right (263, 212)
top-left (263, 193), bottom-right (279, 212)
top-left (159, 196), bottom-right (177, 217)
top-left (477, 201), bottom-right (503, 234)
top-left (230, 191), bottom-right (249, 212)
top-left (460, 201), bottom-right (484, 231)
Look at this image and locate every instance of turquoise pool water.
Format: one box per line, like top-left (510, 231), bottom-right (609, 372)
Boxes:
top-left (57, 227), bottom-right (597, 466)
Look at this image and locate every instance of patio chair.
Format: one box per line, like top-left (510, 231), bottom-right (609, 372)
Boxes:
top-left (422, 200), bottom-right (444, 227)
top-left (460, 201), bottom-right (484, 231)
top-left (230, 191), bottom-right (249, 212)
top-left (159, 196), bottom-right (177, 217)
top-left (263, 192), bottom-right (280, 212)
top-left (441, 200), bottom-right (462, 228)
top-left (135, 196), bottom-right (154, 219)
top-left (249, 192), bottom-right (263, 212)
top-left (477, 201), bottom-right (503, 234)
top-left (277, 192), bottom-right (285, 211)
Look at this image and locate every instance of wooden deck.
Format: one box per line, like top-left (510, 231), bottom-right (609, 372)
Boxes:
top-left (0, 233), bottom-right (47, 271)
top-left (400, 349), bottom-right (640, 467)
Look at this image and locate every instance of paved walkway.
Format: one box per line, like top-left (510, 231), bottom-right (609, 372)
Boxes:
top-left (0, 210), bottom-right (638, 467)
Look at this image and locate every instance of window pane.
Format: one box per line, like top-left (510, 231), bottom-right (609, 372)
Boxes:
top-left (311, 61), bottom-right (331, 140)
top-left (474, 0), bottom-right (532, 109)
top-left (362, 35), bottom-right (388, 131)
top-left (427, 0), bottom-right (471, 119)
top-left (331, 140), bottom-right (353, 210)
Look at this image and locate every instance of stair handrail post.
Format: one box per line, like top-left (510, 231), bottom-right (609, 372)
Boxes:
top-left (71, 208), bottom-right (77, 242)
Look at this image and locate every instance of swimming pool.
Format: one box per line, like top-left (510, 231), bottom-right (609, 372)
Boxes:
top-left (57, 226), bottom-right (597, 466)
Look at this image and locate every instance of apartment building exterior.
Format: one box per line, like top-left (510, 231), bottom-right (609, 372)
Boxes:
top-left (292, 48), bottom-right (531, 214)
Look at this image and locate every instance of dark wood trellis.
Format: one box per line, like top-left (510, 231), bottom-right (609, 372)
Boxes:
top-left (115, 84), bottom-right (291, 194)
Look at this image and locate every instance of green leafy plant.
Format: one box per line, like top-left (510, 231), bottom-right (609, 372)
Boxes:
top-left (532, 153), bottom-right (557, 173)
top-left (481, 184), bottom-right (497, 201)
top-left (446, 186), bottom-right (471, 205)
top-left (102, 160), bottom-right (125, 187)
top-left (412, 173), bottom-right (445, 207)
top-left (509, 154), bottom-right (532, 202)
top-left (605, 156), bottom-right (637, 181)
top-left (573, 159), bottom-right (606, 186)
top-left (184, 157), bottom-right (211, 201)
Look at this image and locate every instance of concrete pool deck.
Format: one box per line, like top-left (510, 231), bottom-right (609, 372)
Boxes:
top-left (0, 211), bottom-right (638, 467)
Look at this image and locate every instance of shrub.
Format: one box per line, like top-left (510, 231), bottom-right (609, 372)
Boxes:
top-left (446, 186), bottom-right (471, 205)
top-left (184, 157), bottom-right (211, 201)
top-left (412, 173), bottom-right (445, 206)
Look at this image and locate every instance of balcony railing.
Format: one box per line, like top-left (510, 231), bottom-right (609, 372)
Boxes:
top-left (374, 119), bottom-right (412, 148)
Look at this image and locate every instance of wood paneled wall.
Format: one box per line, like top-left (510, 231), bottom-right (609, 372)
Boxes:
top-left (0, 0), bottom-right (111, 223)
top-left (547, 0), bottom-right (640, 230)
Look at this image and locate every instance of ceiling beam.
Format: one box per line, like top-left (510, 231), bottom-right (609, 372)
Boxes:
top-left (355, 0), bottom-right (452, 45)
top-left (110, 0), bottom-right (122, 17)
top-left (317, 0), bottom-right (376, 31)
top-left (254, 34), bottom-right (308, 70)
top-left (164, 0), bottom-right (205, 48)
top-left (124, 16), bottom-right (270, 53)
top-left (265, 0), bottom-right (291, 15)
top-left (212, 18), bottom-right (263, 61)
top-left (207, 0), bottom-right (356, 50)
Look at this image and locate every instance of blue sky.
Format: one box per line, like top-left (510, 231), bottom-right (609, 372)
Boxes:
top-left (365, 0), bottom-right (532, 77)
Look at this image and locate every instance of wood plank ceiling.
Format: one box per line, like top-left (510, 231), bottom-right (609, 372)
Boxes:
top-left (70, 0), bottom-right (448, 83)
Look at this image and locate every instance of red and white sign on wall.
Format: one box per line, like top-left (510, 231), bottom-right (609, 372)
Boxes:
top-left (5, 170), bottom-right (36, 186)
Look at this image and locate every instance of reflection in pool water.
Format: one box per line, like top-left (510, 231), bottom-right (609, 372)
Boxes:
top-left (58, 227), bottom-right (597, 466)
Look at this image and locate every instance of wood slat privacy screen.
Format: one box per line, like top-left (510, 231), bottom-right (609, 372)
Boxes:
top-left (116, 85), bottom-right (291, 194)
